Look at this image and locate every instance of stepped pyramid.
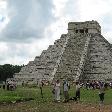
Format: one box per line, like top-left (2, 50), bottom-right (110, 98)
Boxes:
top-left (14, 20), bottom-right (112, 85)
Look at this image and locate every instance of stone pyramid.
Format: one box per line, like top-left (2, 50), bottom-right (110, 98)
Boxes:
top-left (14, 20), bottom-right (112, 85)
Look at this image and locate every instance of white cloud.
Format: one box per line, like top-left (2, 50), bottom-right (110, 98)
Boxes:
top-left (0, 0), bottom-right (6, 9)
top-left (0, 0), bottom-right (55, 42)
top-left (53, 0), bottom-right (68, 17)
top-left (0, 0), bottom-right (9, 32)
top-left (0, 0), bottom-right (112, 65)
top-left (77, 0), bottom-right (112, 20)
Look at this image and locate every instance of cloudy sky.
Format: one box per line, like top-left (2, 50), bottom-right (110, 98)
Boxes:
top-left (0, 0), bottom-right (112, 65)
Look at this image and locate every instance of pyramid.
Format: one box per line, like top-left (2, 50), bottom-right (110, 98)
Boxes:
top-left (14, 20), bottom-right (112, 85)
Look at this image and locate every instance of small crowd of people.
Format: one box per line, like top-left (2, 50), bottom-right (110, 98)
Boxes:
top-left (51, 79), bottom-right (81, 103)
top-left (7, 80), bottom-right (17, 91)
top-left (84, 80), bottom-right (112, 90)
top-left (1, 80), bottom-right (17, 91)
top-left (51, 79), bottom-right (110, 104)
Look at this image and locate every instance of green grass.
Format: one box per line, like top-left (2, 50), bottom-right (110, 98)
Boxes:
top-left (0, 86), bottom-right (112, 112)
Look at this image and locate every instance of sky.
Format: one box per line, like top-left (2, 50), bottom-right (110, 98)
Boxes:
top-left (0, 0), bottom-right (112, 65)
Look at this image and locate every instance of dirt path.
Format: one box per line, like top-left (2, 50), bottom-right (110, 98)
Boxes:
top-left (0, 102), bottom-right (112, 112)
top-left (70, 103), bottom-right (112, 112)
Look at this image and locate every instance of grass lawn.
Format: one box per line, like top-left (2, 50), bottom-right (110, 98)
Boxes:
top-left (0, 86), bottom-right (112, 112)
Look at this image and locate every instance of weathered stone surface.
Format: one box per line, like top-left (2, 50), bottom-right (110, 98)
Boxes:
top-left (82, 34), bottom-right (112, 81)
top-left (14, 20), bottom-right (112, 85)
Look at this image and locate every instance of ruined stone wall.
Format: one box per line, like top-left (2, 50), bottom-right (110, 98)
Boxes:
top-left (68, 21), bottom-right (101, 34)
top-left (83, 34), bottom-right (112, 81)
top-left (14, 34), bottom-right (68, 84)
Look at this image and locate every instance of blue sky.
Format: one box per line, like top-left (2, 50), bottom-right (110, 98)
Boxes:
top-left (0, 0), bottom-right (112, 65)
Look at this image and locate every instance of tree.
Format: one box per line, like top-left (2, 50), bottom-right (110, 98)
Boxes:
top-left (0, 64), bottom-right (23, 81)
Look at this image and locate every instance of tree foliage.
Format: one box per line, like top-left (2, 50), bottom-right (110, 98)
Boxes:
top-left (0, 64), bottom-right (24, 81)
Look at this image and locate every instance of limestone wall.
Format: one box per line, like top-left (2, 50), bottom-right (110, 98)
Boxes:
top-left (14, 34), bottom-right (68, 84)
top-left (68, 20), bottom-right (101, 34)
top-left (83, 34), bottom-right (112, 81)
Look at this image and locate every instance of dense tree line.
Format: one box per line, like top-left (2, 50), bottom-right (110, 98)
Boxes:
top-left (0, 64), bottom-right (24, 81)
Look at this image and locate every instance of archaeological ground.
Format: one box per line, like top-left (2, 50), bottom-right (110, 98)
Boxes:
top-left (0, 86), bottom-right (112, 112)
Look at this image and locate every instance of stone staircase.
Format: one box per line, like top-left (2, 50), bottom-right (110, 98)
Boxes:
top-left (54, 33), bottom-right (91, 81)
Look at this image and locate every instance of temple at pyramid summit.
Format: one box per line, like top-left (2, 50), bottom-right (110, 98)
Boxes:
top-left (14, 20), bottom-right (112, 85)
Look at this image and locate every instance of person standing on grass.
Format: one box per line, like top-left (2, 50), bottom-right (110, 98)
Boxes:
top-left (75, 81), bottom-right (81, 102)
top-left (98, 82), bottom-right (105, 104)
top-left (51, 80), bottom-right (56, 101)
top-left (3, 81), bottom-right (5, 90)
top-left (54, 79), bottom-right (61, 102)
top-left (38, 80), bottom-right (44, 98)
top-left (63, 79), bottom-right (70, 103)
